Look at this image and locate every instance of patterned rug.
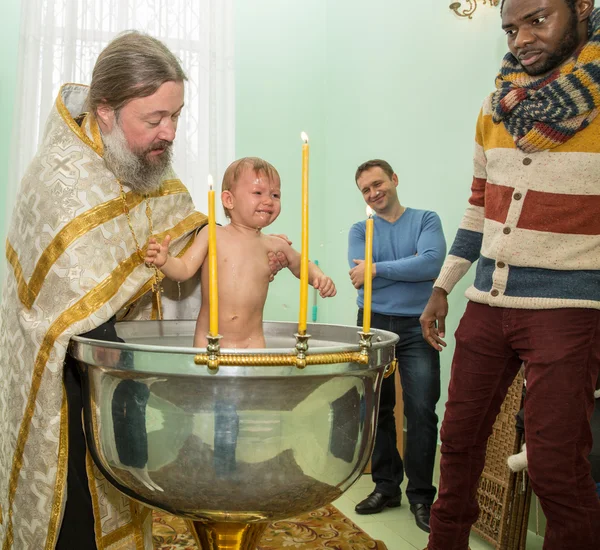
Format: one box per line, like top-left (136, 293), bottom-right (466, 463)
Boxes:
top-left (153, 505), bottom-right (388, 549)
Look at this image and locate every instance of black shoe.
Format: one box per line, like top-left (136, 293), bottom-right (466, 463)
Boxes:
top-left (355, 491), bottom-right (401, 515)
top-left (410, 503), bottom-right (431, 533)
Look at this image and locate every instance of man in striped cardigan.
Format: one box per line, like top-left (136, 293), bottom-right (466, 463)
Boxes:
top-left (421, 0), bottom-right (600, 548)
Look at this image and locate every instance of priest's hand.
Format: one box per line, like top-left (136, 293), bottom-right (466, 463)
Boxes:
top-left (267, 234), bottom-right (292, 282)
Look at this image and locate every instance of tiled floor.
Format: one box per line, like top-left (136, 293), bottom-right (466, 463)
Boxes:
top-left (333, 474), bottom-right (545, 550)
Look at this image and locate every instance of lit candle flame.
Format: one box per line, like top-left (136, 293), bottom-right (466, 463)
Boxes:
top-left (366, 206), bottom-right (374, 218)
top-left (300, 131), bottom-right (309, 144)
top-left (208, 174), bottom-right (214, 191)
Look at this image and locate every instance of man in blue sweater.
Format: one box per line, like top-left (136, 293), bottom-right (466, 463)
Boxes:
top-left (348, 159), bottom-right (446, 533)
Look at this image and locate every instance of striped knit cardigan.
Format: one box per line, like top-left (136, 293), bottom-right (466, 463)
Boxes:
top-left (436, 94), bottom-right (600, 310)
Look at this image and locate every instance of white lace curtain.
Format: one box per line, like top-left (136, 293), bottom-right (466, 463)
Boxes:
top-left (7, 0), bottom-right (235, 221)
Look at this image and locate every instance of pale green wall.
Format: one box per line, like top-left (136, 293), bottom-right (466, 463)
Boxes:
top-left (236, 0), bottom-right (506, 423)
top-left (0, 0), bottom-right (21, 281)
top-left (0, 0), bottom-right (545, 533)
top-left (0, 0), bottom-right (508, 422)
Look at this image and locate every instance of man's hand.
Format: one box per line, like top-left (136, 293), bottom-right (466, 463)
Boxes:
top-left (420, 287), bottom-right (449, 351)
top-left (267, 234), bottom-right (292, 282)
top-left (267, 251), bottom-right (289, 282)
top-left (145, 235), bottom-right (171, 268)
top-left (349, 259), bottom-right (375, 289)
top-left (313, 275), bottom-right (337, 298)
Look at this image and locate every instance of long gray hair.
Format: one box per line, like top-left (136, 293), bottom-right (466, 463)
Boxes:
top-left (88, 30), bottom-right (187, 115)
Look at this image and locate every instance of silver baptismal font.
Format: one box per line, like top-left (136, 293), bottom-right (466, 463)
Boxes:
top-left (70, 320), bottom-right (398, 550)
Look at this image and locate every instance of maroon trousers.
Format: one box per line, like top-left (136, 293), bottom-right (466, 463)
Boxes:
top-left (428, 302), bottom-right (600, 550)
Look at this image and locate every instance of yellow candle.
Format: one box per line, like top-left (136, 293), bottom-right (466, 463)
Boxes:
top-left (207, 175), bottom-right (219, 336)
top-left (298, 132), bottom-right (310, 334)
top-left (363, 207), bottom-right (374, 333)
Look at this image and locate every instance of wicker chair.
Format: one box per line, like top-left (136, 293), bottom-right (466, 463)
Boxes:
top-left (472, 372), bottom-right (532, 549)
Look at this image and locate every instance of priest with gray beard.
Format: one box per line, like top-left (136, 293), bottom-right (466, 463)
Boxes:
top-left (100, 105), bottom-right (176, 196)
top-left (0, 31), bottom-right (284, 550)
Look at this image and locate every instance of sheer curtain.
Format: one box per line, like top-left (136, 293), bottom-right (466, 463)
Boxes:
top-left (7, 0), bottom-right (234, 221)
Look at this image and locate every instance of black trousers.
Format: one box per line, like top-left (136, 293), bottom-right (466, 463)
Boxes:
top-left (56, 318), bottom-right (121, 550)
top-left (358, 309), bottom-right (440, 504)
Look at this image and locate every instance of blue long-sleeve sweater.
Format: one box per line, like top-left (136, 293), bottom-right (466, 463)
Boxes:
top-left (348, 208), bottom-right (446, 317)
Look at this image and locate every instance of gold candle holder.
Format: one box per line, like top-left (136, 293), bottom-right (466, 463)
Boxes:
top-left (206, 333), bottom-right (222, 370)
top-left (294, 332), bottom-right (311, 368)
top-left (358, 331), bottom-right (397, 378)
top-left (358, 330), bottom-right (374, 361)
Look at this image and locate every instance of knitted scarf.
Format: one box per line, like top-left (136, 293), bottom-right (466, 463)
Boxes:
top-left (491, 8), bottom-right (600, 153)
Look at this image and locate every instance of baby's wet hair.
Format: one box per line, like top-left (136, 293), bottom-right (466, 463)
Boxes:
top-left (221, 157), bottom-right (280, 218)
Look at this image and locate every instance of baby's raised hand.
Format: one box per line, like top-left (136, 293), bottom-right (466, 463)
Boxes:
top-left (145, 235), bottom-right (171, 268)
top-left (313, 275), bottom-right (337, 298)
